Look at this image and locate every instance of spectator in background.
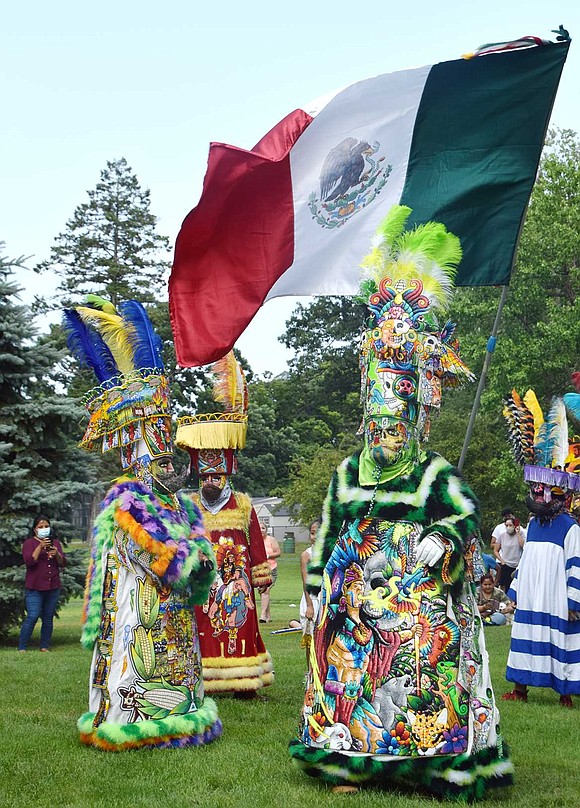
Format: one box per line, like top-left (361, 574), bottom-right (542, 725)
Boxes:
top-left (260, 521), bottom-right (281, 623)
top-left (490, 507), bottom-right (515, 552)
top-left (476, 573), bottom-right (514, 625)
top-left (18, 515), bottom-right (66, 652)
top-left (494, 517), bottom-right (526, 592)
top-left (480, 551), bottom-right (498, 582)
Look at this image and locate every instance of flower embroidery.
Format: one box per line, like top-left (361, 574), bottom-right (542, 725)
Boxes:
top-left (440, 723), bottom-right (468, 754)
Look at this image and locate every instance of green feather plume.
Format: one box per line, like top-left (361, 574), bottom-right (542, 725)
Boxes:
top-left (84, 294), bottom-right (118, 315)
top-left (359, 205), bottom-right (462, 311)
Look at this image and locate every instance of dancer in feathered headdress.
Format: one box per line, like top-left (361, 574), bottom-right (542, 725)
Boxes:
top-left (64, 297), bottom-right (221, 750)
top-left (358, 206), bottom-right (474, 480)
top-left (502, 383), bottom-right (580, 708)
top-left (290, 206), bottom-right (512, 801)
top-left (175, 351), bottom-right (274, 694)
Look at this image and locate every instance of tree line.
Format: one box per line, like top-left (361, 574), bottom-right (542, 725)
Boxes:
top-left (1, 133), bottom-right (578, 635)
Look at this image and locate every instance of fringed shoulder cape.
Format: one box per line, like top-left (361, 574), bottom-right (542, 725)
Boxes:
top-left (290, 451), bottom-right (513, 801)
top-left (78, 476), bottom-right (222, 750)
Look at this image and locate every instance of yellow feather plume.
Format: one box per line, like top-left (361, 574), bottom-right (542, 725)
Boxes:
top-left (76, 306), bottom-right (136, 376)
top-left (522, 389), bottom-right (544, 442)
top-left (211, 351), bottom-right (247, 414)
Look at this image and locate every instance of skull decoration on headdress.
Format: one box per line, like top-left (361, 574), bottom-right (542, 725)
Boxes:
top-left (358, 205), bottom-right (474, 475)
top-left (176, 351), bottom-right (248, 477)
top-left (63, 296), bottom-right (172, 486)
top-left (504, 384), bottom-right (580, 518)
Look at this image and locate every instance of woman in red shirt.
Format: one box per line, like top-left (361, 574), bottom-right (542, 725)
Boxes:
top-left (18, 515), bottom-right (66, 652)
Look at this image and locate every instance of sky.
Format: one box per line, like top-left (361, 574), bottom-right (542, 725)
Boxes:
top-left (2, 2), bottom-right (579, 375)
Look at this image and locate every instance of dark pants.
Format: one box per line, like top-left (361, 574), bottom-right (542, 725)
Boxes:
top-left (18, 588), bottom-right (61, 650)
top-left (497, 564), bottom-right (516, 592)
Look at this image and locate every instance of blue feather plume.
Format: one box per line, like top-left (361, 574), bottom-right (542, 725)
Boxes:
top-left (564, 392), bottom-right (580, 422)
top-left (62, 309), bottom-right (118, 383)
top-left (118, 300), bottom-right (164, 371)
top-left (534, 398), bottom-right (568, 469)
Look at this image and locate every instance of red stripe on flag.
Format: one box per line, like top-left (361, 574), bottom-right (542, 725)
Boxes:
top-left (170, 108), bottom-right (313, 367)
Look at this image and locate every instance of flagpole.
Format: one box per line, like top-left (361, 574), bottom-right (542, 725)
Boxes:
top-left (457, 285), bottom-right (509, 473)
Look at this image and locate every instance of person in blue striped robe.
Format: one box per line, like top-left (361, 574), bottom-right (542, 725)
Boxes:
top-left (503, 482), bottom-right (580, 708)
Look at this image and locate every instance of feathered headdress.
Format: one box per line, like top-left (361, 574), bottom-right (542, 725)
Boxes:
top-left (358, 205), bottom-right (473, 441)
top-left (503, 388), bottom-right (580, 492)
top-left (63, 296), bottom-right (171, 474)
top-left (360, 205), bottom-right (461, 319)
top-left (175, 350), bottom-right (248, 475)
top-left (563, 372), bottom-right (580, 475)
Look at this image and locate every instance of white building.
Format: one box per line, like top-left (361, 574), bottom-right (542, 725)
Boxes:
top-left (251, 496), bottom-right (309, 550)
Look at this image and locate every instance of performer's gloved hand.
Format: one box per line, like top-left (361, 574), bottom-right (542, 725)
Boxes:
top-left (416, 533), bottom-right (446, 567)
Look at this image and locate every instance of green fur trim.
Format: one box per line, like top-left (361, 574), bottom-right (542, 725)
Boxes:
top-left (78, 697), bottom-right (220, 750)
top-left (289, 740), bottom-right (513, 801)
top-left (307, 451), bottom-right (479, 593)
top-left (81, 500), bottom-right (116, 649)
top-left (186, 535), bottom-right (217, 605)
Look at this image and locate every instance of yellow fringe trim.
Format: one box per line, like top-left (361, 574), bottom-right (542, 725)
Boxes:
top-left (191, 492), bottom-right (252, 533)
top-left (251, 561), bottom-right (272, 587)
top-left (203, 671), bottom-right (274, 693)
top-left (203, 662), bottom-right (272, 680)
top-left (176, 418), bottom-right (247, 450)
top-left (201, 651), bottom-right (272, 669)
top-left (114, 508), bottom-right (175, 576)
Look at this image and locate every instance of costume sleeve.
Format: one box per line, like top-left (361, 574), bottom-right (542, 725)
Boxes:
top-left (178, 497), bottom-right (218, 604)
top-left (418, 459), bottom-right (480, 587)
top-left (306, 464), bottom-right (345, 593)
top-left (113, 494), bottom-right (216, 603)
top-left (247, 507), bottom-right (272, 588)
top-left (564, 523), bottom-right (580, 612)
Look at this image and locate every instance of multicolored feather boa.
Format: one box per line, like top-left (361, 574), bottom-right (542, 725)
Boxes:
top-left (81, 476), bottom-right (214, 649)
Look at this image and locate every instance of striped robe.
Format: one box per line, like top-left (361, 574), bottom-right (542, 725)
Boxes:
top-left (507, 512), bottom-right (580, 695)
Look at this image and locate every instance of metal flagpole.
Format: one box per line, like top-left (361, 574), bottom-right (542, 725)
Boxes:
top-left (457, 284), bottom-right (509, 473)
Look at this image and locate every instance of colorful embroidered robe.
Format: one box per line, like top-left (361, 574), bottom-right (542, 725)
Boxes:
top-left (78, 476), bottom-right (222, 750)
top-left (192, 491), bottom-right (274, 692)
top-left (290, 451), bottom-right (513, 800)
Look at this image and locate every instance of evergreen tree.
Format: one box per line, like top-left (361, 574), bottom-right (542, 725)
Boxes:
top-left (35, 157), bottom-right (170, 307)
top-left (0, 247), bottom-right (96, 636)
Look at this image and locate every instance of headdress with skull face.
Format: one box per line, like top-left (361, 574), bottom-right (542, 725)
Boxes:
top-left (357, 205), bottom-right (474, 480)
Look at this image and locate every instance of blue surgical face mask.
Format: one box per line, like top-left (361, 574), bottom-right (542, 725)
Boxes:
top-left (36, 527), bottom-right (51, 539)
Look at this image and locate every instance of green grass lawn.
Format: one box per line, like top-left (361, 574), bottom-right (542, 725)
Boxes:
top-left (1, 545), bottom-right (578, 808)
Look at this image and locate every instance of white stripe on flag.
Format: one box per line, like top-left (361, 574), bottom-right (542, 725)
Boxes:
top-left (266, 64), bottom-right (431, 299)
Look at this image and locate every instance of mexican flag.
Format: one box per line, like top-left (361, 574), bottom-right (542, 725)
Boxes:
top-left (170, 35), bottom-right (569, 367)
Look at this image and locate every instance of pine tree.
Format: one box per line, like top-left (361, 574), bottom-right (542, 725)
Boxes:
top-left (36, 157), bottom-right (170, 307)
top-left (0, 246), bottom-right (96, 636)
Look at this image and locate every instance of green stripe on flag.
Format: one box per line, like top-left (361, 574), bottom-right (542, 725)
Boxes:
top-left (400, 41), bottom-right (570, 286)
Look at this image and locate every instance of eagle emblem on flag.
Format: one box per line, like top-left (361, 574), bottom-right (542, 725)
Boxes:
top-left (309, 137), bottom-right (392, 229)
